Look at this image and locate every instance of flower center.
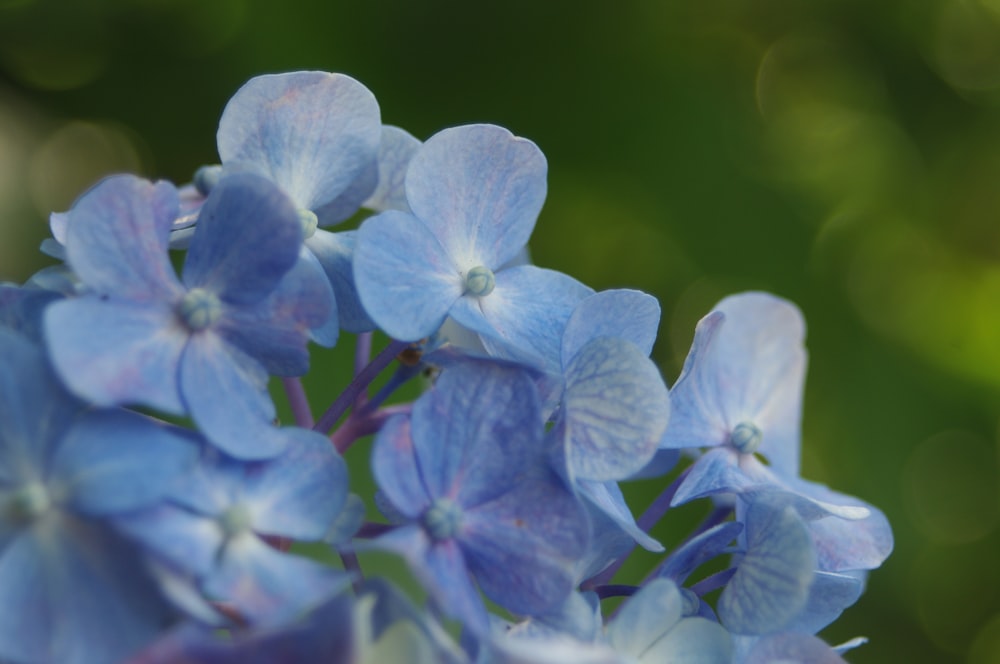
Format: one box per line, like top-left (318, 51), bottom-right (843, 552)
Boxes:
top-left (298, 208), bottom-right (318, 239)
top-left (218, 504), bottom-right (254, 538)
top-left (464, 265), bottom-right (495, 297)
top-left (6, 482), bottom-right (51, 524)
top-left (421, 499), bottom-right (463, 541)
top-left (729, 421), bottom-right (763, 454)
top-left (178, 288), bottom-right (222, 331)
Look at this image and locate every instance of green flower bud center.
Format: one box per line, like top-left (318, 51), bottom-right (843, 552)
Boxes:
top-left (6, 482), bottom-right (51, 524)
top-left (178, 288), bottom-right (222, 331)
top-left (298, 208), bottom-right (318, 239)
top-left (219, 504), bottom-right (254, 538)
top-left (730, 421), bottom-right (763, 454)
top-left (422, 499), bottom-right (463, 541)
top-left (464, 265), bottom-right (495, 297)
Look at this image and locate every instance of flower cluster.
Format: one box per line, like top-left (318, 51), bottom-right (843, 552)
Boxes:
top-left (0, 71), bottom-right (892, 663)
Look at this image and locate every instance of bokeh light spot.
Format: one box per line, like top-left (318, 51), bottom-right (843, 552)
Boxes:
top-left (29, 121), bottom-right (144, 218)
top-left (903, 430), bottom-right (999, 544)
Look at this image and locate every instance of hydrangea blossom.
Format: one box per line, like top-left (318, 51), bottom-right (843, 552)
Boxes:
top-left (0, 69), bottom-right (895, 664)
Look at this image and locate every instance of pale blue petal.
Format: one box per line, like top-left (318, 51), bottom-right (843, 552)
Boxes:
top-left (0, 515), bottom-right (173, 664)
top-left (241, 428), bottom-right (348, 539)
top-left (405, 124), bottom-right (546, 268)
top-left (306, 229), bottom-right (375, 333)
top-left (0, 328), bottom-right (81, 483)
top-left (671, 447), bottom-right (756, 506)
top-left (561, 289), bottom-right (661, 367)
top-left (64, 175), bottom-right (182, 301)
top-left (578, 480), bottom-right (663, 552)
top-left (206, 533), bottom-right (350, 625)
top-left (641, 617), bottom-right (733, 664)
top-left (0, 284), bottom-right (62, 342)
top-left (607, 578), bottom-right (683, 657)
top-left (50, 409), bottom-right (198, 515)
top-left (743, 633), bottom-right (847, 664)
top-left (663, 292), bottom-right (806, 478)
top-left (113, 504), bottom-right (222, 577)
top-left (371, 415), bottom-right (432, 519)
top-left (784, 570), bottom-right (864, 634)
top-left (180, 334), bottom-right (286, 459)
top-left (719, 500), bottom-right (816, 635)
top-left (363, 125), bottom-right (422, 213)
top-left (354, 210), bottom-right (462, 341)
top-left (457, 265), bottom-right (593, 372)
top-left (217, 71), bottom-right (381, 211)
top-left (657, 521), bottom-right (743, 583)
top-left (561, 337), bottom-right (669, 481)
top-left (45, 297), bottom-right (187, 413)
top-left (183, 173), bottom-right (301, 305)
top-left (410, 361), bottom-right (542, 505)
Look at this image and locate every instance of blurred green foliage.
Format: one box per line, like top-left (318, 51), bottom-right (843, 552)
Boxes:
top-left (3, 0), bottom-right (1000, 661)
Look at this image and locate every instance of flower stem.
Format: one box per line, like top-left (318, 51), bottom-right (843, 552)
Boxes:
top-left (280, 377), bottom-right (314, 428)
top-left (314, 339), bottom-right (411, 434)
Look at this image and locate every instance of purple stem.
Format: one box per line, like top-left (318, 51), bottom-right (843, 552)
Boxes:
top-left (330, 404), bottom-right (413, 454)
top-left (353, 332), bottom-right (373, 410)
top-left (314, 339), bottom-right (410, 434)
top-left (281, 377), bottom-right (314, 429)
top-left (355, 521), bottom-right (397, 539)
top-left (338, 548), bottom-right (364, 594)
top-left (594, 584), bottom-right (639, 600)
top-left (689, 567), bottom-right (737, 596)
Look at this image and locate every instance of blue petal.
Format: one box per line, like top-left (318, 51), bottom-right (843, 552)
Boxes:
top-left (240, 428), bottom-right (349, 540)
top-left (64, 175), bottom-right (182, 301)
top-left (561, 337), bottom-right (670, 481)
top-left (561, 289), bottom-right (661, 367)
top-left (183, 173), bottom-right (302, 305)
top-left (113, 504), bottom-right (222, 577)
top-left (671, 447), bottom-right (757, 506)
top-left (409, 361), bottom-right (543, 506)
top-left (362, 125), bottom-right (422, 213)
top-left (205, 533), bottom-right (350, 625)
top-left (217, 250), bottom-right (334, 375)
top-left (455, 265), bottom-right (593, 372)
top-left (641, 617), bottom-right (733, 663)
top-left (354, 210), bottom-right (462, 341)
top-left (656, 521), bottom-right (743, 583)
top-left (663, 292), bottom-right (806, 478)
top-left (0, 328), bottom-right (81, 483)
top-left (45, 297), bottom-right (187, 413)
top-left (217, 71), bottom-right (381, 212)
top-left (371, 414), bottom-right (432, 520)
top-left (784, 570), bottom-right (864, 634)
top-left (50, 409), bottom-right (197, 515)
top-left (462, 467), bottom-right (588, 617)
top-left (577, 480), bottom-right (663, 552)
top-left (719, 499), bottom-right (817, 635)
top-left (607, 578), bottom-right (683, 657)
top-left (0, 284), bottom-right (62, 342)
top-left (0, 515), bottom-right (173, 664)
top-left (405, 124), bottom-right (546, 269)
top-left (743, 633), bottom-right (847, 664)
top-left (306, 229), bottom-right (375, 333)
top-left (180, 334), bottom-right (287, 459)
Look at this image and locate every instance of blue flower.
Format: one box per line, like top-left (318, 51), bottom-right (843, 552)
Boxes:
top-left (115, 428), bottom-right (350, 626)
top-left (354, 123), bottom-right (592, 363)
top-left (369, 360), bottom-right (589, 633)
top-left (44, 173), bottom-right (330, 458)
top-left (214, 71), bottom-right (418, 335)
top-left (0, 328), bottom-right (197, 664)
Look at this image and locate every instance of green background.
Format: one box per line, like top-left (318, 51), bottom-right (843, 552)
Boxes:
top-left (2, 0), bottom-right (1000, 661)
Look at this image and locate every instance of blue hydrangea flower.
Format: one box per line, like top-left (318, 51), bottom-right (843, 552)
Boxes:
top-left (215, 71), bottom-right (419, 334)
top-left (114, 427), bottom-right (350, 626)
top-left (44, 173), bottom-right (330, 458)
top-left (370, 361), bottom-right (589, 633)
top-left (354, 123), bottom-right (593, 364)
top-left (0, 328), bottom-right (197, 664)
